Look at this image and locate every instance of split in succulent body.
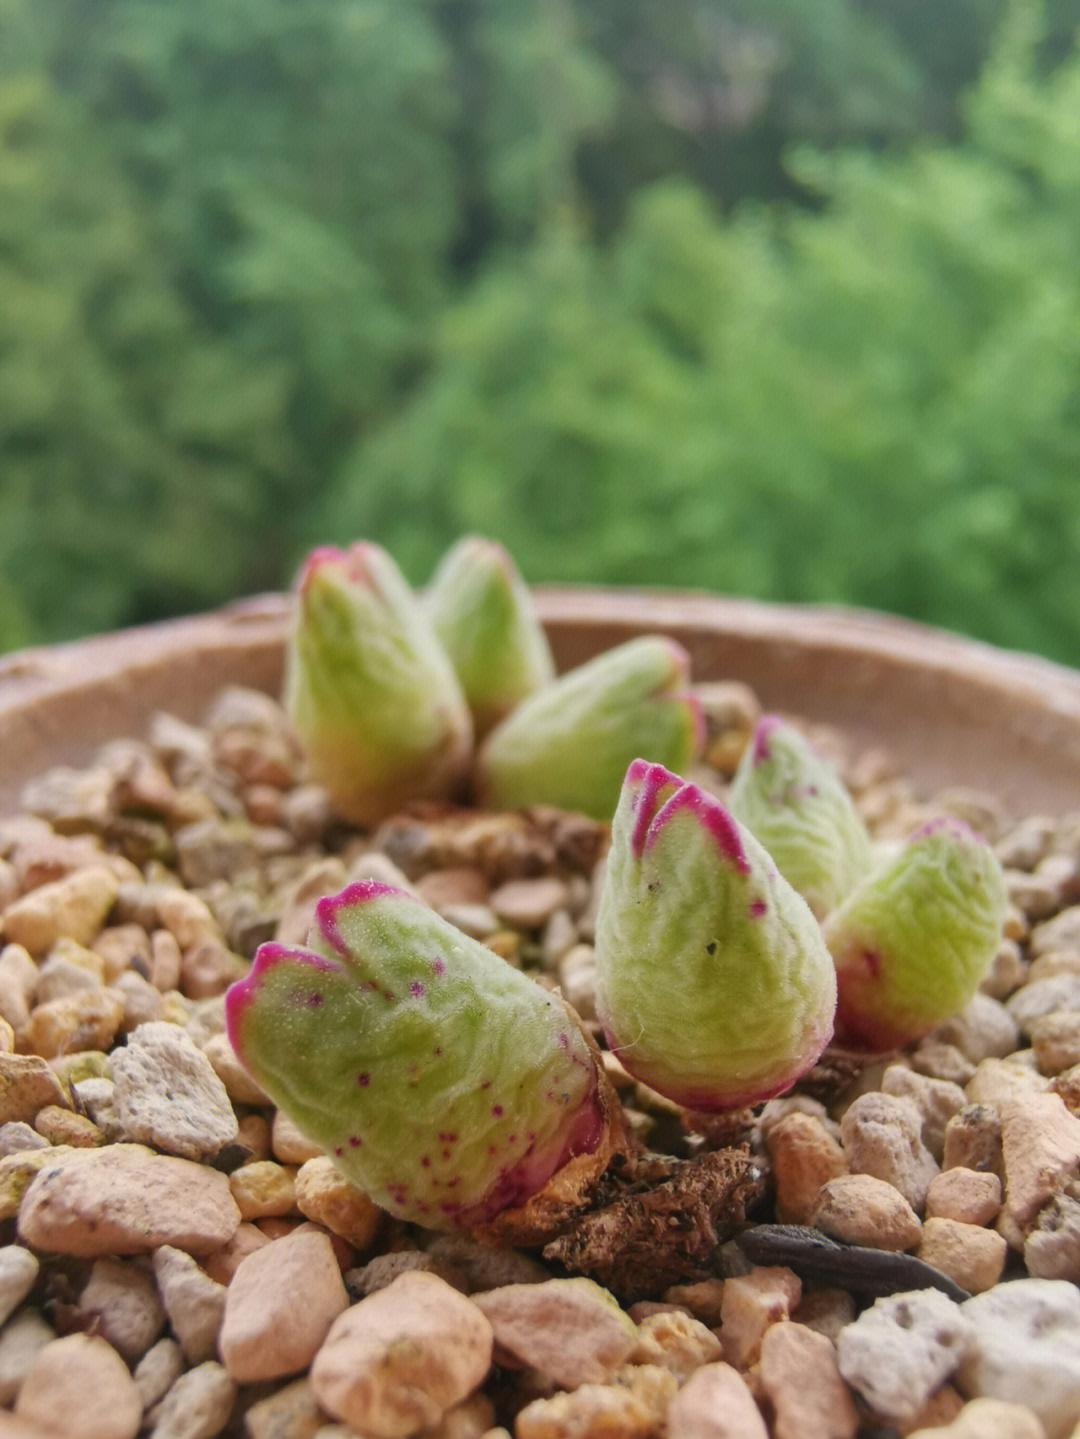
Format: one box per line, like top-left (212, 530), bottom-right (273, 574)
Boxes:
top-left (226, 880), bottom-right (614, 1231)
top-left (283, 543), bottom-right (473, 826)
top-left (425, 535), bottom-right (556, 738)
top-left (823, 815), bottom-right (1008, 1051)
top-left (729, 714), bottom-right (872, 918)
top-left (477, 636), bottom-right (703, 820)
top-left (594, 759), bottom-right (837, 1110)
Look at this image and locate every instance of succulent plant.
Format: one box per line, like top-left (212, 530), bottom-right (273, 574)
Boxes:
top-left (594, 760), bottom-right (837, 1110)
top-left (822, 816), bottom-right (1008, 1051)
top-left (225, 880), bottom-right (622, 1235)
top-left (283, 543), bottom-right (473, 826)
top-left (425, 535), bottom-right (556, 738)
top-left (477, 637), bottom-right (703, 820)
top-left (729, 715), bottom-right (872, 918)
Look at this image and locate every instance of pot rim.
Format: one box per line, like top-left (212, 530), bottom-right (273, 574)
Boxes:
top-left (3, 585), bottom-right (1080, 817)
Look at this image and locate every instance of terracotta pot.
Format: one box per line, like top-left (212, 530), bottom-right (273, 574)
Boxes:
top-left (3, 586), bottom-right (1080, 818)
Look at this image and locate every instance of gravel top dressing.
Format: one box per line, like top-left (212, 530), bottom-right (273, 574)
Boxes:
top-left (1, 673), bottom-right (1079, 1439)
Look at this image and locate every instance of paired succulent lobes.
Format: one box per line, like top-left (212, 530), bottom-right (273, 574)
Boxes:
top-left (595, 759), bottom-right (838, 1110)
top-left (226, 881), bottom-right (616, 1232)
top-left (284, 543), bottom-right (473, 825)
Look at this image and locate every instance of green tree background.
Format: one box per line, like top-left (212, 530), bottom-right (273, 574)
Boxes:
top-left (2, 0), bottom-right (1079, 663)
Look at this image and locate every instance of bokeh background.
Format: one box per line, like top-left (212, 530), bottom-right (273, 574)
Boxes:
top-left (3, 0), bottom-right (1080, 662)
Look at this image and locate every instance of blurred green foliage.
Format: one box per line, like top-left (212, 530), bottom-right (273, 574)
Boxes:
top-left (2, 0), bottom-right (1080, 662)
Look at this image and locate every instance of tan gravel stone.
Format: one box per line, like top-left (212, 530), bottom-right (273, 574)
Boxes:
top-left (943, 1106), bottom-right (1004, 1177)
top-left (626, 1309), bottom-right (723, 1380)
top-left (230, 1160), bottom-right (298, 1219)
top-left (109, 1022), bottom-right (238, 1160)
top-left (243, 1377), bottom-right (325, 1439)
top-left (33, 1103), bottom-right (104, 1147)
top-left (149, 930), bottom-right (182, 993)
top-left (152, 1245), bottom-right (227, 1363)
top-left (907, 1396), bottom-right (1047, 1439)
top-left (839, 1091), bottom-right (939, 1210)
top-left (90, 924), bottom-right (152, 982)
top-left (310, 1272), bottom-right (493, 1437)
top-left (882, 1065), bottom-right (968, 1161)
top-left (765, 1111), bottom-right (848, 1224)
top-left (0, 1246), bottom-right (38, 1329)
top-left (77, 1256), bottom-right (166, 1362)
top-left (0, 1308), bottom-right (56, 1405)
top-left (17, 986), bottom-right (125, 1059)
top-left (17, 1143), bottom-right (241, 1256)
top-left (474, 1278), bottom-right (636, 1389)
top-left (0, 1147), bottom-right (74, 1220)
top-left (146, 1359), bottom-right (236, 1439)
top-left (200, 1220), bottom-right (272, 1286)
top-left (967, 1057), bottom-right (1052, 1107)
top-left (916, 1217), bottom-right (1008, 1294)
top-left (665, 1362), bottom-right (769, 1439)
top-left (154, 889), bottom-right (221, 950)
top-left (2, 867), bottom-right (120, 956)
top-left (719, 1266), bottom-right (801, 1369)
top-left (925, 1168), bottom-right (1003, 1226)
top-left (0, 1054), bottom-right (71, 1126)
top-left (271, 1108), bottom-right (325, 1165)
top-left (34, 945), bottom-right (105, 1003)
top-left (811, 1173), bottom-right (923, 1250)
top-left (132, 1338), bottom-right (185, 1413)
top-left (660, 1278), bottom-right (726, 1327)
top-left (489, 878), bottom-right (569, 931)
top-left (758, 1320), bottom-right (859, 1439)
top-left (294, 1156), bottom-right (381, 1249)
top-left (1031, 1012), bottom-right (1080, 1075)
top-left (219, 1227), bottom-right (349, 1382)
top-left (514, 1383), bottom-right (658, 1439)
top-left (790, 1288), bottom-right (856, 1345)
top-left (201, 1030), bottom-right (269, 1104)
top-left (14, 1333), bottom-right (142, 1439)
top-left (235, 1112), bottom-right (271, 1161)
top-left (1001, 1092), bottom-right (1080, 1233)
top-left (0, 946), bottom-right (38, 1031)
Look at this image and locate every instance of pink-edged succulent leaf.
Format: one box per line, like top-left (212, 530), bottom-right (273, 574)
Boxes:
top-left (594, 760), bottom-right (837, 1110)
top-left (729, 715), bottom-right (872, 918)
top-left (425, 536), bottom-right (556, 738)
top-left (283, 543), bottom-right (473, 826)
top-left (476, 637), bottom-right (703, 821)
top-left (822, 816), bottom-right (1008, 1051)
top-left (225, 881), bottom-right (605, 1230)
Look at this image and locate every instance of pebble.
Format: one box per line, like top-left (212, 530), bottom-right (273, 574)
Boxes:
top-left (942, 1105), bottom-right (1003, 1176)
top-left (230, 1160), bottom-right (298, 1219)
top-left (310, 1272), bottom-right (493, 1436)
top-left (33, 949), bottom-right (105, 1004)
top-left (1008, 975), bottom-right (1080, 1037)
top-left (242, 1377), bottom-right (324, 1439)
top-left (77, 1256), bottom-right (165, 1362)
top-left (881, 1066), bottom-right (968, 1160)
top-left (17, 1143), bottom-right (241, 1256)
top-left (0, 1055), bottom-right (70, 1127)
top-left (1031, 1012), bottom-right (1080, 1074)
top-left (908, 1397), bottom-right (1048, 1439)
top-left (925, 1168), bottom-right (1003, 1226)
top-left (936, 994), bottom-right (1021, 1063)
top-left (557, 945), bottom-right (598, 1023)
top-left (200, 1031), bottom-right (269, 1105)
top-left (836, 1289), bottom-right (975, 1426)
top-left (200, 1222), bottom-right (271, 1286)
top-left (718, 1266), bottom-right (801, 1369)
top-left (489, 878), bottom-right (569, 931)
top-left (14, 1333), bottom-right (142, 1439)
top-left (474, 1278), bottom-right (636, 1389)
top-left (91, 923), bottom-right (152, 982)
top-left (0, 946), bottom-right (37, 1031)
top-left (149, 931), bottom-right (183, 993)
top-left (915, 1217), bottom-right (1008, 1294)
top-left (514, 1383), bottom-right (659, 1439)
top-left (757, 1320), bottom-right (859, 1439)
top-left (219, 1227), bottom-right (349, 1383)
top-left (1000, 1092), bottom-right (1080, 1233)
top-left (133, 1339), bottom-right (185, 1412)
top-left (664, 1362), bottom-right (768, 1439)
top-left (154, 890), bottom-right (221, 951)
top-left (628, 1310), bottom-right (723, 1380)
top-left (1030, 906), bottom-right (1080, 957)
top-left (0, 1122), bottom-right (47, 1156)
top-left (839, 1092), bottom-right (939, 1210)
top-left (0, 1148), bottom-right (73, 1221)
top-left (1025, 1185), bottom-right (1080, 1281)
top-left (811, 1173), bottom-right (923, 1250)
top-left (0, 1308), bottom-right (55, 1405)
top-left (271, 1109), bottom-right (325, 1165)
top-left (145, 1359), bottom-right (236, 1439)
top-left (790, 1287), bottom-right (856, 1345)
top-left (0, 1246), bottom-right (38, 1328)
top-left (438, 903), bottom-right (500, 939)
top-left (765, 1111), bottom-right (848, 1224)
top-left (294, 1156), bottom-right (381, 1249)
top-left (2, 866), bottom-right (120, 956)
top-left (966, 1056), bottom-right (1050, 1106)
top-left (34, 1103), bottom-right (105, 1148)
top-left (910, 1039), bottom-right (977, 1087)
top-left (152, 1246), bottom-right (227, 1363)
top-left (108, 1021), bottom-right (239, 1160)
top-left (959, 1279), bottom-right (1080, 1439)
